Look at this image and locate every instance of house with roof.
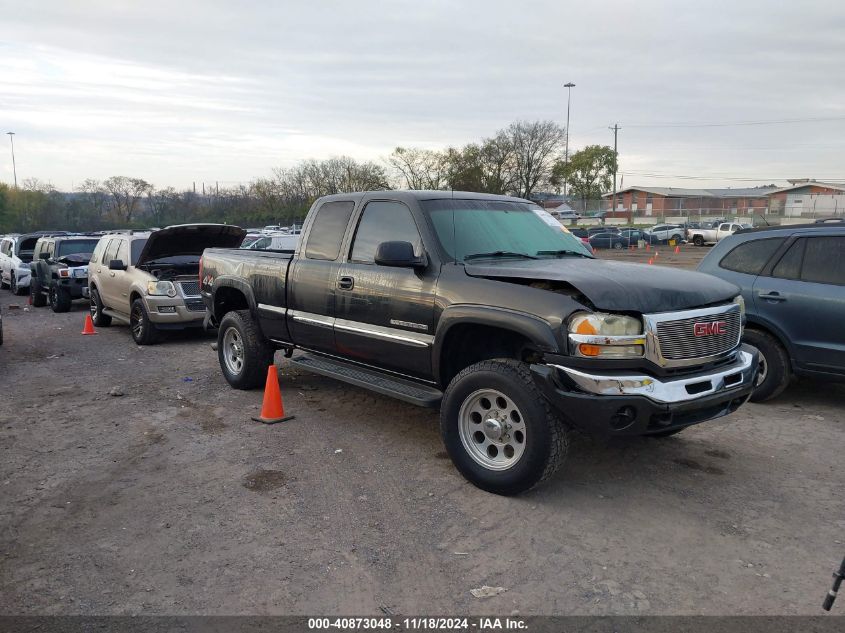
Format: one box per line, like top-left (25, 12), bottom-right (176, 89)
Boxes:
top-left (603, 185), bottom-right (778, 217)
top-left (766, 180), bottom-right (845, 216)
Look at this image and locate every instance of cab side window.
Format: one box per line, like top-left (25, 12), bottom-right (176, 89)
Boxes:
top-left (350, 201), bottom-right (422, 264)
top-left (91, 239), bottom-right (106, 264)
top-left (116, 240), bottom-right (129, 265)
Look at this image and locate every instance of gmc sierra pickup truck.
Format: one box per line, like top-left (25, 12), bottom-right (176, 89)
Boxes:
top-left (201, 191), bottom-right (758, 495)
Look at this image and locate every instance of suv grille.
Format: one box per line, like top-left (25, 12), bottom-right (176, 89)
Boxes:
top-left (178, 281), bottom-right (200, 296)
top-left (655, 308), bottom-right (741, 360)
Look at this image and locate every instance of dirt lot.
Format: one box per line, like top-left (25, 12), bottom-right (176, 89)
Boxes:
top-left (0, 282), bottom-right (842, 616)
top-left (595, 242), bottom-right (708, 269)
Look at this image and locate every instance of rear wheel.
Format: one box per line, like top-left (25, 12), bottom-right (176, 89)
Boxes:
top-left (613, 241), bottom-right (623, 250)
top-left (50, 286), bottom-right (72, 313)
top-left (440, 359), bottom-right (569, 496)
top-left (743, 329), bottom-right (790, 402)
top-left (130, 298), bottom-right (159, 345)
top-left (217, 309), bottom-right (274, 389)
top-left (90, 287), bottom-right (112, 327)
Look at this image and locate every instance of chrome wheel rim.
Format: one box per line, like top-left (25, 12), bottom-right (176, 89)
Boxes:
top-left (458, 388), bottom-right (526, 471)
top-left (222, 327), bottom-right (244, 375)
top-left (131, 305), bottom-right (144, 339)
top-left (755, 352), bottom-right (768, 387)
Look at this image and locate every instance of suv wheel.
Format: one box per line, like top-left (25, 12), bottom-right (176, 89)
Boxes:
top-left (130, 298), bottom-right (159, 345)
top-left (217, 309), bottom-right (274, 389)
top-left (50, 286), bottom-right (72, 313)
top-left (671, 233), bottom-right (683, 243)
top-left (90, 287), bottom-right (112, 327)
top-left (743, 329), bottom-right (790, 402)
top-left (440, 359), bottom-right (569, 495)
top-left (30, 279), bottom-right (46, 307)
top-left (11, 274), bottom-right (22, 296)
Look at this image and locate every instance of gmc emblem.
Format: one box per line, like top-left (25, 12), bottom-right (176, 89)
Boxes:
top-left (694, 321), bottom-right (727, 336)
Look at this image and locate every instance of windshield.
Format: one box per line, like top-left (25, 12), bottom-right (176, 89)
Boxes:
top-left (422, 199), bottom-right (592, 261)
top-left (57, 239), bottom-right (100, 257)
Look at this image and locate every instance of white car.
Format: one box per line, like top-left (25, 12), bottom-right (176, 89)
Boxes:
top-left (242, 231), bottom-right (299, 251)
top-left (0, 233), bottom-right (39, 295)
top-left (645, 224), bottom-right (685, 244)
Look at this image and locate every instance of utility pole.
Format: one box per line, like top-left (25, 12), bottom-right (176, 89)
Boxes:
top-left (6, 132), bottom-right (17, 188)
top-left (563, 82), bottom-right (575, 197)
top-left (609, 123), bottom-right (620, 220)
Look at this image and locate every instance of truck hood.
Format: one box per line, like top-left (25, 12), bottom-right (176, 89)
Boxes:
top-left (464, 258), bottom-right (739, 313)
top-left (137, 224), bottom-right (246, 265)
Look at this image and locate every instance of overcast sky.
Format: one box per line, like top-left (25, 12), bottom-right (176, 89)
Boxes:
top-left (2, 0), bottom-right (844, 191)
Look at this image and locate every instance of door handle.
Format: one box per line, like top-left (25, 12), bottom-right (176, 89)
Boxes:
top-left (337, 276), bottom-right (354, 290)
top-left (758, 291), bottom-right (786, 302)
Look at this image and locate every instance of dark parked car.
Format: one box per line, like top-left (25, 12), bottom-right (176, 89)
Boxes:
top-left (588, 232), bottom-right (625, 250)
top-left (698, 222), bottom-right (845, 401)
top-left (586, 226), bottom-right (621, 236)
top-left (618, 229), bottom-right (659, 247)
top-left (30, 235), bottom-right (101, 311)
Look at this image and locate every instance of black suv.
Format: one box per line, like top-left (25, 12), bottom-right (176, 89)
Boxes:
top-left (30, 235), bottom-right (101, 312)
top-left (698, 222), bottom-right (845, 400)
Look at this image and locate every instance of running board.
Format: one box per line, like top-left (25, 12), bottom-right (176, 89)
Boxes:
top-left (290, 354), bottom-right (442, 408)
top-left (102, 308), bottom-right (130, 324)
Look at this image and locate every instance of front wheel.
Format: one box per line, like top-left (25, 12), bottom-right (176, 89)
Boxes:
top-left (693, 235), bottom-right (704, 247)
top-left (50, 286), bottom-right (72, 313)
top-left (743, 329), bottom-right (790, 402)
top-left (217, 310), bottom-right (274, 389)
top-left (130, 298), bottom-right (159, 345)
top-left (440, 359), bottom-right (569, 496)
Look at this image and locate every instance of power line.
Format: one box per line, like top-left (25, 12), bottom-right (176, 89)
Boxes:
top-left (624, 116), bottom-right (845, 129)
top-left (621, 170), bottom-right (845, 182)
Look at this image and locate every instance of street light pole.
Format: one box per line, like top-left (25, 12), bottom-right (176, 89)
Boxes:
top-left (6, 132), bottom-right (17, 189)
top-left (563, 82), bottom-right (575, 197)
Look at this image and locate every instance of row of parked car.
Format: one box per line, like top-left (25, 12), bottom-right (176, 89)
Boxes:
top-left (0, 194), bottom-right (842, 494)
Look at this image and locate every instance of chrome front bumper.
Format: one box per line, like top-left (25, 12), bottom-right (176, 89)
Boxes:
top-left (550, 350), bottom-right (756, 405)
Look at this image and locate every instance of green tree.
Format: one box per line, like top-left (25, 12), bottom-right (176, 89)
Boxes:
top-left (553, 145), bottom-right (617, 209)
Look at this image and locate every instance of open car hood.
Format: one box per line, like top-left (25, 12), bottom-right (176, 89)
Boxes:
top-left (464, 258), bottom-right (739, 313)
top-left (137, 224), bottom-right (246, 265)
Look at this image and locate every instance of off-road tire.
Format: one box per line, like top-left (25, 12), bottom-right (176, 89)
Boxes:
top-left (217, 309), bottom-right (274, 390)
top-left (90, 286), bottom-right (112, 327)
top-left (130, 298), bottom-right (159, 345)
top-left (50, 285), bottom-right (72, 313)
top-left (743, 328), bottom-right (790, 402)
top-left (440, 359), bottom-right (569, 496)
top-left (30, 279), bottom-right (46, 307)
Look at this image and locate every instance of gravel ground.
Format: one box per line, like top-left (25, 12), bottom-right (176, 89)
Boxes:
top-left (0, 289), bottom-right (842, 616)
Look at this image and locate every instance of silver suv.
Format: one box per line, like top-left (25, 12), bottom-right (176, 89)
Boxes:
top-left (88, 224), bottom-right (245, 344)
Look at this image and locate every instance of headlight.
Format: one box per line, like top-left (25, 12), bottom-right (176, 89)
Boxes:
top-left (732, 294), bottom-right (746, 320)
top-left (568, 312), bottom-right (645, 358)
top-left (147, 280), bottom-right (177, 297)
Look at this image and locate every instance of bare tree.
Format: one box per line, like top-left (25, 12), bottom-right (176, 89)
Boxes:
top-left (387, 147), bottom-right (448, 190)
top-left (504, 120), bottom-right (565, 199)
top-left (102, 176), bottom-right (153, 224)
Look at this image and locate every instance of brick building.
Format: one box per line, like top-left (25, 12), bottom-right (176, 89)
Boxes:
top-left (603, 186), bottom-right (778, 217)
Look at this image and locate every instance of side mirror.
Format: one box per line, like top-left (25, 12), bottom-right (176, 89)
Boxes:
top-left (108, 259), bottom-right (127, 271)
top-left (374, 241), bottom-right (425, 268)
top-left (39, 252), bottom-right (50, 260)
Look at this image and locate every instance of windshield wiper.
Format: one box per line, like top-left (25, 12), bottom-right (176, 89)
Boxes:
top-left (535, 249), bottom-right (592, 258)
top-left (463, 251), bottom-right (538, 261)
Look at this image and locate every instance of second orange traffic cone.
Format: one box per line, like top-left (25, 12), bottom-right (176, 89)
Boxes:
top-left (81, 313), bottom-right (98, 335)
top-left (674, 245), bottom-right (681, 254)
top-left (252, 365), bottom-right (294, 424)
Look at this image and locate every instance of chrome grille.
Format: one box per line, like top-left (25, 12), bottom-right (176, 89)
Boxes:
top-left (655, 307), bottom-right (741, 361)
top-left (178, 281), bottom-right (200, 296)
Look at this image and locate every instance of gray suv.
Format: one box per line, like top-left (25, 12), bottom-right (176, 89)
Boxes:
top-left (88, 224), bottom-right (245, 344)
top-left (698, 223), bottom-right (845, 400)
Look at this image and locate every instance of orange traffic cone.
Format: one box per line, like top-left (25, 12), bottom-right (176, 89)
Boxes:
top-left (81, 313), bottom-right (98, 335)
top-left (252, 365), bottom-right (294, 424)
top-left (27, 293), bottom-right (32, 306)
top-left (648, 258), bottom-right (654, 265)
top-left (645, 243), bottom-right (651, 251)
top-left (654, 250), bottom-right (659, 258)
top-left (674, 245), bottom-right (681, 254)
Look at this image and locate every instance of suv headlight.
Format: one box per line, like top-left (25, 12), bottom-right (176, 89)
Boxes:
top-left (147, 280), bottom-right (177, 297)
top-left (568, 312), bottom-right (645, 358)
